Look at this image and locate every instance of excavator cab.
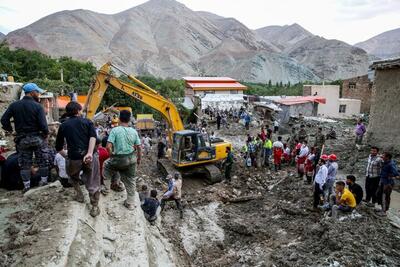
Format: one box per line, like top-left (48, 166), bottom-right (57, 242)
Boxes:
top-left (172, 130), bottom-right (216, 165)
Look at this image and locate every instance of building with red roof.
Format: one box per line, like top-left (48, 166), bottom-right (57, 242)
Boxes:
top-left (183, 77), bottom-right (247, 98)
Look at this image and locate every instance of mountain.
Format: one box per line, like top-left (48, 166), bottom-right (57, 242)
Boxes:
top-left (355, 27), bottom-right (400, 59)
top-left (4, 0), bottom-right (366, 82)
top-left (256, 24), bottom-right (369, 80)
top-left (256, 23), bottom-right (313, 51)
top-left (0, 32), bottom-right (4, 41)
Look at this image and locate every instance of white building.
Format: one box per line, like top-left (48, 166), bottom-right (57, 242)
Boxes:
top-left (303, 85), bottom-right (361, 118)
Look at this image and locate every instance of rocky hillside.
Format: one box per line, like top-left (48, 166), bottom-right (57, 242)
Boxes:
top-left (4, 0), bottom-right (367, 82)
top-left (355, 27), bottom-right (400, 59)
top-left (256, 24), bottom-right (369, 80)
top-left (0, 32), bottom-right (4, 41)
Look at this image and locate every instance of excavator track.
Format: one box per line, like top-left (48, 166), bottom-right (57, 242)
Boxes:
top-left (157, 159), bottom-right (223, 184)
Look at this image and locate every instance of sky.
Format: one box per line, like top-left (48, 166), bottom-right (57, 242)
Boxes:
top-left (0, 0), bottom-right (399, 44)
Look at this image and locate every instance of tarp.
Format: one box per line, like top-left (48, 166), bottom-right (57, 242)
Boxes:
top-left (274, 96), bottom-right (326, 106)
top-left (57, 95), bottom-right (87, 109)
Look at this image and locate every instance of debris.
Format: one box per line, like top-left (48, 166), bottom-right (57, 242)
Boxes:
top-left (226, 195), bottom-right (263, 203)
top-left (78, 219), bottom-right (96, 233)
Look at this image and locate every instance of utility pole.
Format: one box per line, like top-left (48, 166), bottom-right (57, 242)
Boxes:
top-left (60, 68), bottom-right (64, 82)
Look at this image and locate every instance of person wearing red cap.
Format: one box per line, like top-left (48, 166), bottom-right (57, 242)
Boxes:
top-left (313, 155), bottom-right (329, 209)
top-left (324, 154), bottom-right (338, 203)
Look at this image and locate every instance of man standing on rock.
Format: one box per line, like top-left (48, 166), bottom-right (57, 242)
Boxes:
top-left (55, 102), bottom-right (101, 217)
top-left (313, 155), bottom-right (328, 209)
top-left (324, 154), bottom-right (338, 203)
top-left (354, 119), bottom-right (366, 145)
top-left (1, 83), bottom-right (49, 193)
top-left (376, 152), bottom-right (399, 217)
top-left (364, 146), bottom-right (383, 207)
top-left (104, 110), bottom-right (141, 210)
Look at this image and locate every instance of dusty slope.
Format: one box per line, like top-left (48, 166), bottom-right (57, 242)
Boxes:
top-left (256, 24), bottom-right (370, 81)
top-left (256, 23), bottom-right (313, 51)
top-left (355, 27), bottom-right (400, 59)
top-left (4, 0), bottom-right (365, 83)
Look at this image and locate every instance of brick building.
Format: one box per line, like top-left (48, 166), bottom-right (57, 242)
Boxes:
top-left (367, 58), bottom-right (400, 152)
top-left (342, 74), bottom-right (373, 113)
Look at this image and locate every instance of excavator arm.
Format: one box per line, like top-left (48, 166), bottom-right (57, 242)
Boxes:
top-left (83, 62), bottom-right (184, 133)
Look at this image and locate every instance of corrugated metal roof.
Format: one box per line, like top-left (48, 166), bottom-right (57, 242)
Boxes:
top-left (275, 96), bottom-right (326, 106)
top-left (187, 82), bottom-right (247, 90)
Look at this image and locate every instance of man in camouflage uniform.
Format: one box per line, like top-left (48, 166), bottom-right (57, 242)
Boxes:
top-left (297, 124), bottom-right (308, 143)
top-left (287, 127), bottom-right (297, 151)
top-left (313, 127), bottom-right (326, 165)
top-left (1, 83), bottom-right (49, 192)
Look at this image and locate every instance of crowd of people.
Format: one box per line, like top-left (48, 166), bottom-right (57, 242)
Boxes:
top-left (0, 83), bottom-right (398, 223)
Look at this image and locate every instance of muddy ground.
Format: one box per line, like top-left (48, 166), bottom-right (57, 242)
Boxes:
top-left (1, 117), bottom-right (400, 266)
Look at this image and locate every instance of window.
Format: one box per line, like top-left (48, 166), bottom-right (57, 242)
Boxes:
top-left (230, 90), bottom-right (238, 94)
top-left (349, 83), bottom-right (356, 89)
top-left (339, 105), bottom-right (347, 113)
top-left (204, 90), bottom-right (215, 94)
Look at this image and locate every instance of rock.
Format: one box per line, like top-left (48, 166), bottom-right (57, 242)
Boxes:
top-left (289, 252), bottom-right (298, 261)
top-left (24, 181), bottom-right (62, 198)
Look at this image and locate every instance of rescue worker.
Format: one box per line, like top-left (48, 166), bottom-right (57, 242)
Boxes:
top-left (272, 136), bottom-right (284, 171)
top-left (1, 83), bottom-right (49, 192)
top-left (263, 137), bottom-right (272, 168)
top-left (55, 102), bottom-right (101, 217)
top-left (297, 140), bottom-right (309, 178)
top-left (104, 110), bottom-right (142, 210)
top-left (224, 146), bottom-right (234, 182)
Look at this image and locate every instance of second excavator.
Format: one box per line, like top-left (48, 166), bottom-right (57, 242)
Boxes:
top-left (83, 62), bottom-right (232, 183)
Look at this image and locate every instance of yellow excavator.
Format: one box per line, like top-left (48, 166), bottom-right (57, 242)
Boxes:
top-left (83, 62), bottom-right (232, 183)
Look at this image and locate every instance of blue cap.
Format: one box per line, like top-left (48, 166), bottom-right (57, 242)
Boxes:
top-left (23, 83), bottom-right (45, 94)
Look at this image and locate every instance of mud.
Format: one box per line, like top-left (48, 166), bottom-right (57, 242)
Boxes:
top-left (1, 117), bottom-right (400, 266)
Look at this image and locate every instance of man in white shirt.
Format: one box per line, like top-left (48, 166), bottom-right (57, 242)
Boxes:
top-left (313, 155), bottom-right (329, 209)
top-left (273, 119), bottom-right (280, 133)
top-left (54, 151), bottom-right (70, 187)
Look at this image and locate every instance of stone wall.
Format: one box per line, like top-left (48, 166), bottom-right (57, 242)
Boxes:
top-left (342, 75), bottom-right (372, 113)
top-left (367, 68), bottom-right (400, 152)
